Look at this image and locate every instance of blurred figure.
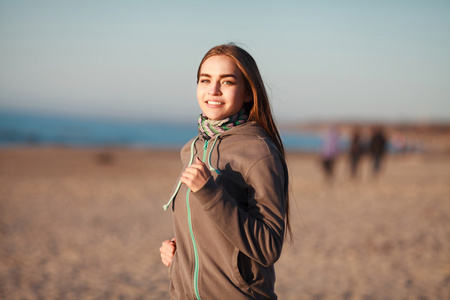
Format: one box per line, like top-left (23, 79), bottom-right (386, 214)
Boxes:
top-left (369, 126), bottom-right (387, 175)
top-left (349, 128), bottom-right (364, 178)
top-left (320, 125), bottom-right (340, 180)
top-left (391, 132), bottom-right (407, 153)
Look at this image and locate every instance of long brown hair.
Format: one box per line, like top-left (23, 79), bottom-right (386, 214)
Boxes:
top-left (197, 43), bottom-right (292, 241)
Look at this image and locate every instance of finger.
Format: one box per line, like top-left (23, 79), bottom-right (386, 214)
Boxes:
top-left (167, 245), bottom-right (176, 254)
top-left (180, 174), bottom-right (202, 190)
top-left (161, 248), bottom-right (175, 265)
top-left (161, 256), bottom-right (171, 267)
top-left (185, 164), bottom-right (208, 173)
top-left (181, 169), bottom-right (208, 183)
top-left (161, 240), bottom-right (173, 249)
top-left (161, 251), bottom-right (172, 261)
top-left (180, 173), bottom-right (195, 186)
top-left (161, 242), bottom-right (175, 252)
top-left (161, 250), bottom-right (174, 263)
top-left (160, 248), bottom-right (170, 260)
top-left (181, 168), bottom-right (197, 177)
top-left (161, 243), bottom-right (175, 255)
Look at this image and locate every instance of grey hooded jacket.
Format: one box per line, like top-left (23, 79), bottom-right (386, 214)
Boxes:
top-left (164, 121), bottom-right (288, 299)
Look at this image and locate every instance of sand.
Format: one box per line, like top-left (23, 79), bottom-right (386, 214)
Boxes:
top-left (0, 147), bottom-right (449, 299)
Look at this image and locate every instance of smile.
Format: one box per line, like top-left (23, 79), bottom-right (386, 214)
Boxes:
top-left (206, 101), bottom-right (224, 105)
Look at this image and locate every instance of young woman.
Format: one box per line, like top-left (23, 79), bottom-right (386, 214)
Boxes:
top-left (160, 43), bottom-right (290, 299)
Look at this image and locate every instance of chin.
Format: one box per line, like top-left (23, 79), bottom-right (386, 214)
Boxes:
top-left (203, 112), bottom-right (225, 120)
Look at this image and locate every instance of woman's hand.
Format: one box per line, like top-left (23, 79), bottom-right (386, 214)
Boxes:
top-left (180, 157), bottom-right (211, 192)
top-left (160, 238), bottom-right (176, 267)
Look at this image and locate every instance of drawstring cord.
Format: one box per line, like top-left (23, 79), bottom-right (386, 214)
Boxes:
top-left (162, 134), bottom-right (221, 211)
top-left (207, 134), bottom-right (222, 175)
top-left (162, 136), bottom-right (199, 210)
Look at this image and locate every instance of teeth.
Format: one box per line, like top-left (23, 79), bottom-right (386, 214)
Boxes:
top-left (207, 101), bottom-right (223, 105)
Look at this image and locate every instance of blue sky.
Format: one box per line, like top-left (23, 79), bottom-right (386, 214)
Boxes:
top-left (1, 0), bottom-right (449, 123)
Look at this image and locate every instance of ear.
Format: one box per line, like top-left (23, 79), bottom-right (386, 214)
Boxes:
top-left (244, 91), bottom-right (253, 103)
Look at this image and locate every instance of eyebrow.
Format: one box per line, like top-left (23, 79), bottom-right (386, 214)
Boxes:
top-left (199, 73), bottom-right (237, 79)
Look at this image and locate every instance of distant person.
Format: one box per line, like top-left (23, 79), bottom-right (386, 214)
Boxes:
top-left (159, 44), bottom-right (290, 299)
top-left (319, 125), bottom-right (339, 180)
top-left (369, 126), bottom-right (387, 175)
top-left (349, 128), bottom-right (364, 178)
top-left (391, 132), bottom-right (407, 153)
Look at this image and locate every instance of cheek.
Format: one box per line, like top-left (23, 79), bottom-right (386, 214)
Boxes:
top-left (196, 86), bottom-right (203, 101)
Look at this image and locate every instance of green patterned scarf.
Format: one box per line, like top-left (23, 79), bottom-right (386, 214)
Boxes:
top-left (198, 108), bottom-right (248, 140)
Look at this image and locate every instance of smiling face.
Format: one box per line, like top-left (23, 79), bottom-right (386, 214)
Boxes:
top-left (197, 55), bottom-right (250, 121)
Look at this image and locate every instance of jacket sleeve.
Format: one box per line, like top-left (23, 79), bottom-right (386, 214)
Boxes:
top-left (193, 154), bottom-right (288, 267)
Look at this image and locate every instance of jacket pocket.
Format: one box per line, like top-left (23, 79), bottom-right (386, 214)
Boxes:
top-left (232, 248), bottom-right (255, 298)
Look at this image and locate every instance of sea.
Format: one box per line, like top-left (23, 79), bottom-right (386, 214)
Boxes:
top-left (0, 111), bottom-right (326, 152)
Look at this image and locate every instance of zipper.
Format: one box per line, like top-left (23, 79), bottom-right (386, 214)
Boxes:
top-left (202, 139), bottom-right (209, 161)
top-left (187, 139), bottom-right (209, 299)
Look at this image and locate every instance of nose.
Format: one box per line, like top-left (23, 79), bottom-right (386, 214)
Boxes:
top-left (208, 82), bottom-right (222, 95)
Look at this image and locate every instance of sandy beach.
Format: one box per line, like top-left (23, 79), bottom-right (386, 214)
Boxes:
top-left (1, 147), bottom-right (449, 299)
